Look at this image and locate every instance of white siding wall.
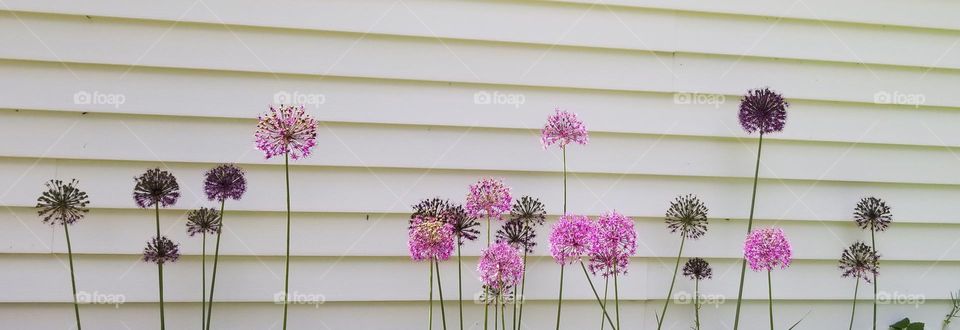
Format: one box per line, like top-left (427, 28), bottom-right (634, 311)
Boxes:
top-left (0, 1), bottom-right (957, 329)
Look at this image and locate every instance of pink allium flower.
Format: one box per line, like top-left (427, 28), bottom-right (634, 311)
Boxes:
top-left (408, 215), bottom-right (455, 262)
top-left (588, 211), bottom-right (637, 277)
top-left (477, 242), bottom-right (525, 291)
top-left (549, 214), bottom-right (596, 265)
top-left (255, 104), bottom-right (318, 160)
top-left (541, 109), bottom-right (589, 149)
top-left (465, 178), bottom-right (512, 220)
top-left (744, 227), bottom-right (792, 272)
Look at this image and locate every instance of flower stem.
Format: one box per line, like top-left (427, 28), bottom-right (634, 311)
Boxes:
top-left (485, 215), bottom-right (491, 330)
top-left (695, 279), bottom-right (700, 330)
top-left (600, 276), bottom-right (608, 330)
top-left (768, 270), bottom-right (773, 330)
top-left (579, 262), bottom-right (617, 330)
top-left (614, 264), bottom-right (620, 329)
top-left (562, 146), bottom-right (567, 214)
top-left (658, 235), bottom-right (686, 329)
top-left (457, 244), bottom-right (463, 330)
top-left (282, 152), bottom-right (291, 330)
top-left (555, 264), bottom-right (564, 330)
top-left (849, 279), bottom-right (859, 330)
top-left (871, 230), bottom-right (877, 330)
top-left (63, 223), bottom-right (82, 330)
top-left (436, 260), bottom-right (447, 330)
top-left (155, 203), bottom-right (165, 330)
top-left (517, 251), bottom-right (527, 330)
top-left (430, 260), bottom-right (434, 330)
top-left (205, 199), bottom-right (226, 330)
top-left (511, 285), bottom-right (517, 330)
top-left (201, 232), bottom-right (206, 329)
top-left (734, 131), bottom-right (764, 330)
top-left (493, 289), bottom-right (499, 330)
top-left (501, 291), bottom-right (506, 330)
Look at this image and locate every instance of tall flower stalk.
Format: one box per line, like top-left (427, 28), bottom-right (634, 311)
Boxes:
top-left (658, 195), bottom-right (709, 329)
top-left (839, 241), bottom-right (880, 330)
top-left (255, 104), bottom-right (318, 330)
top-left (549, 214), bottom-right (616, 329)
top-left (478, 243), bottom-right (524, 330)
top-left (498, 196), bottom-right (546, 330)
top-left (683, 258), bottom-right (713, 330)
top-left (439, 203), bottom-right (479, 330)
top-left (466, 178), bottom-right (511, 330)
top-left (588, 211), bottom-right (637, 330)
top-left (203, 164), bottom-right (247, 330)
top-left (134, 168), bottom-right (181, 330)
top-left (186, 207), bottom-right (222, 329)
top-left (853, 197), bottom-right (891, 330)
top-left (744, 227), bottom-right (793, 330)
top-left (409, 215), bottom-right (456, 330)
top-left (541, 108), bottom-right (588, 330)
top-left (732, 88), bottom-right (788, 329)
top-left (36, 179), bottom-right (90, 330)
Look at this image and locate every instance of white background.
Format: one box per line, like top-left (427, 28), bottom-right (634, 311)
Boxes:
top-left (1, 0), bottom-right (959, 329)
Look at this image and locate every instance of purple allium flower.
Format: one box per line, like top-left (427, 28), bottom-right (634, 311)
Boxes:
top-left (588, 211), bottom-right (637, 277)
top-left (465, 178), bottom-right (512, 220)
top-left (408, 216), bottom-right (455, 262)
top-left (664, 194), bottom-right (709, 239)
top-left (839, 241), bottom-right (879, 283)
top-left (204, 164), bottom-right (247, 202)
top-left (133, 168), bottom-right (180, 208)
top-left (143, 236), bottom-right (181, 265)
top-left (738, 88), bottom-right (788, 135)
top-left (410, 197), bottom-right (452, 228)
top-left (744, 227), bottom-right (792, 272)
top-left (36, 179), bottom-right (90, 226)
top-left (444, 203), bottom-right (480, 245)
top-left (254, 104), bottom-right (318, 160)
top-left (683, 258), bottom-right (713, 281)
top-left (186, 207), bottom-right (222, 236)
top-left (477, 242), bottom-right (525, 291)
top-left (510, 196), bottom-right (547, 227)
top-left (854, 197), bottom-right (892, 232)
top-left (541, 109), bottom-right (589, 149)
top-left (549, 214), bottom-right (596, 265)
top-left (496, 219), bottom-right (537, 253)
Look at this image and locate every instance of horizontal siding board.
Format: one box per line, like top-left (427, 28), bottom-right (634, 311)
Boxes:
top-left (2, 12), bottom-right (960, 108)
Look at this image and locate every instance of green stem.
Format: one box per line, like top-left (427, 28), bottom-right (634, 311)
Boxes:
top-left (579, 262), bottom-right (617, 330)
top-left (511, 285), bottom-right (517, 330)
top-left (457, 243), bottom-right (464, 330)
top-left (600, 275), bottom-right (608, 330)
top-left (155, 203), bottom-right (165, 330)
top-left (205, 199), bottom-right (226, 330)
top-left (436, 260), bottom-right (447, 330)
top-left (485, 216), bottom-right (491, 330)
top-left (734, 131), bottom-right (764, 330)
top-left (501, 290), bottom-right (506, 330)
top-left (282, 152), bottom-right (291, 330)
top-left (658, 236), bottom-right (686, 329)
top-left (849, 279), bottom-right (859, 330)
top-left (430, 261), bottom-right (434, 330)
top-left (695, 279), bottom-right (700, 330)
top-left (562, 146), bottom-right (567, 214)
top-left (768, 270), bottom-right (774, 330)
top-left (64, 223), bottom-right (82, 330)
top-left (614, 264), bottom-right (620, 330)
top-left (494, 286), bottom-right (499, 330)
top-left (871, 230), bottom-right (877, 330)
top-left (555, 264), bottom-right (564, 330)
top-left (517, 251), bottom-right (527, 330)
top-left (201, 232), bottom-right (206, 329)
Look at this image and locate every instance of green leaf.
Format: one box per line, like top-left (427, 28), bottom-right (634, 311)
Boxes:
top-left (891, 318), bottom-right (911, 329)
top-left (907, 322), bottom-right (925, 330)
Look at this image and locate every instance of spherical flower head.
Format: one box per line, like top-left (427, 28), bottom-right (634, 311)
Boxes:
top-left (477, 242), bottom-right (524, 291)
top-left (143, 236), bottom-right (180, 265)
top-left (683, 258), bottom-right (713, 281)
top-left (854, 197), bottom-right (892, 232)
top-left (465, 178), bottom-right (512, 219)
top-left (186, 207), bottom-right (222, 236)
top-left (133, 168), bottom-right (180, 208)
top-left (496, 219), bottom-right (537, 253)
top-left (510, 196), bottom-right (547, 227)
top-left (407, 216), bottom-right (455, 261)
top-left (541, 109), bottom-right (589, 149)
top-left (204, 164), bottom-right (247, 201)
top-left (549, 214), bottom-right (596, 265)
top-left (665, 194), bottom-right (709, 239)
top-left (36, 179), bottom-right (90, 226)
top-left (255, 104), bottom-right (318, 160)
top-left (444, 204), bottom-right (480, 245)
top-left (739, 87), bottom-right (788, 135)
top-left (839, 241), bottom-right (879, 283)
top-left (744, 227), bottom-right (792, 272)
top-left (410, 197), bottom-right (452, 228)
top-left (588, 211), bottom-right (637, 277)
